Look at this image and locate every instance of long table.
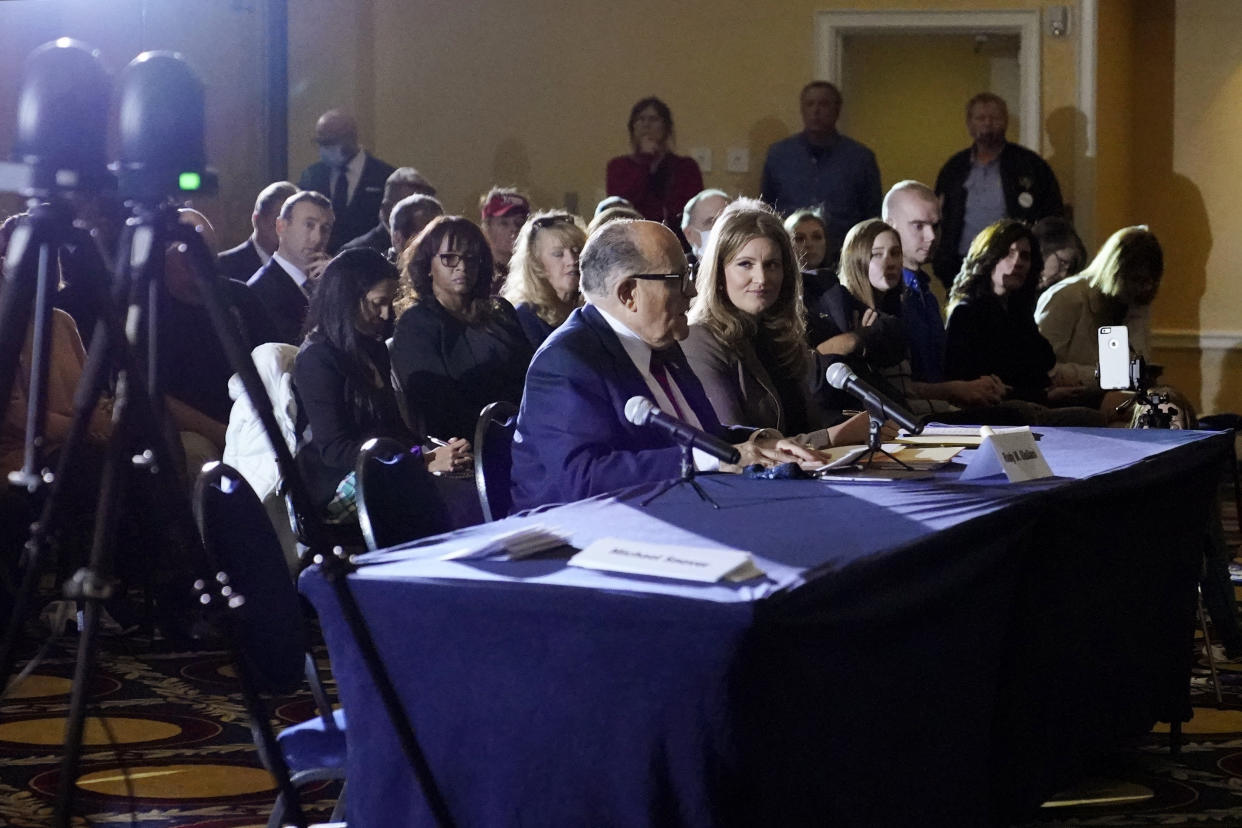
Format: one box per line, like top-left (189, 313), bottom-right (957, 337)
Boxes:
top-left (300, 428), bottom-right (1230, 827)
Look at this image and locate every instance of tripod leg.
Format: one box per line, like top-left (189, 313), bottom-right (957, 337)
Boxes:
top-left (0, 248), bottom-right (118, 691)
top-left (54, 367), bottom-right (137, 828)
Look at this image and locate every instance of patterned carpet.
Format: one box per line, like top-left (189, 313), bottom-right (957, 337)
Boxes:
top-left (1, 487), bottom-right (1241, 826)
top-left (0, 631), bottom-right (339, 827)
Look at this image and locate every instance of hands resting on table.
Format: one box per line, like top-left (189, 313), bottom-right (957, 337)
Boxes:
top-left (719, 412), bottom-right (899, 474)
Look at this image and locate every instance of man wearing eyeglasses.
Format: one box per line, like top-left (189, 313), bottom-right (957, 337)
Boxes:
top-left (510, 220), bottom-right (821, 510)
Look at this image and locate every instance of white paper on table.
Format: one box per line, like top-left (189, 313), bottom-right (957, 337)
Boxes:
top-left (569, 537), bottom-right (765, 583)
top-left (898, 425), bottom-right (1031, 448)
top-left (808, 443), bottom-right (925, 473)
top-left (439, 525), bottom-right (571, 561)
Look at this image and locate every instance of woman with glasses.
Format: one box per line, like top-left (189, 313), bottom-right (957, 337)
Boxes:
top-left (390, 216), bottom-right (533, 443)
top-left (605, 97), bottom-right (703, 243)
top-left (294, 248), bottom-right (469, 520)
top-left (501, 211), bottom-right (588, 348)
top-left (1031, 216), bottom-right (1087, 293)
top-left (683, 199), bottom-right (869, 447)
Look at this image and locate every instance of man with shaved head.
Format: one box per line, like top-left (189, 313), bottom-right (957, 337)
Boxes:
top-left (510, 219), bottom-right (818, 510)
top-left (297, 109), bottom-right (395, 253)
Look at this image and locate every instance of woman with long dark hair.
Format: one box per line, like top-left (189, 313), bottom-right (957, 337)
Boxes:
top-left (944, 219), bottom-right (1055, 403)
top-left (390, 216), bottom-right (532, 442)
top-left (605, 97), bottom-right (704, 238)
top-left (294, 247), bottom-right (468, 518)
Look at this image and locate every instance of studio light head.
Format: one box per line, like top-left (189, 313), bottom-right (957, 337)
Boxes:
top-left (0, 38), bottom-right (114, 197)
top-left (113, 50), bottom-right (218, 204)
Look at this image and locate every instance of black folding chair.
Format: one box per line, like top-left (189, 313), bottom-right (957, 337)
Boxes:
top-left (194, 463), bottom-right (347, 828)
top-left (473, 401), bottom-right (519, 522)
top-left (354, 437), bottom-right (449, 552)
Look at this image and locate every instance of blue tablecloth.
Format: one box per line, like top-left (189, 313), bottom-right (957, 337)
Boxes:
top-left (301, 428), bottom-right (1231, 827)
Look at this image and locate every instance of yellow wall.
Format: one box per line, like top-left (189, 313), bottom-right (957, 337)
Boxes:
top-left (841, 34), bottom-right (1000, 194)
top-left (346, 0), bottom-right (1085, 219)
top-left (1093, 0), bottom-right (1241, 413)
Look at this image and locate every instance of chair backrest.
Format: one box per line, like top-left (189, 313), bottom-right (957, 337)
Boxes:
top-left (355, 437), bottom-right (449, 551)
top-left (193, 462), bottom-right (306, 696)
top-left (473, 400), bottom-right (519, 522)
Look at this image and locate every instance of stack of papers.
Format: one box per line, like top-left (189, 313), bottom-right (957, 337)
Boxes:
top-left (440, 525), bottom-right (572, 561)
top-left (806, 443), bottom-right (964, 474)
top-left (897, 425), bottom-right (1032, 447)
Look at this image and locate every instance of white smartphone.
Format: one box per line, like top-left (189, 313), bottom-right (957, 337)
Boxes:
top-left (1097, 326), bottom-right (1131, 389)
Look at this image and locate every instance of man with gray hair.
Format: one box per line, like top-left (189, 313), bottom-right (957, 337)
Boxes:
top-left (933, 92), bottom-right (1063, 287)
top-left (680, 188), bottom-right (729, 260)
top-left (510, 219), bottom-right (817, 510)
top-left (217, 180), bottom-right (298, 283)
top-left (342, 166), bottom-right (437, 253)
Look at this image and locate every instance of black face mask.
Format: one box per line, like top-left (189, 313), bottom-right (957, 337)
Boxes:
top-left (377, 315), bottom-right (395, 341)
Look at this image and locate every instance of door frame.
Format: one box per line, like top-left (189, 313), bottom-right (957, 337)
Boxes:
top-left (815, 10), bottom-right (1043, 151)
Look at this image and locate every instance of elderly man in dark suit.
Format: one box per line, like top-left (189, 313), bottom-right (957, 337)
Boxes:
top-left (297, 109), bottom-right (395, 253)
top-left (510, 220), bottom-right (816, 510)
top-left (246, 191), bottom-right (333, 345)
top-left (217, 180), bottom-right (298, 283)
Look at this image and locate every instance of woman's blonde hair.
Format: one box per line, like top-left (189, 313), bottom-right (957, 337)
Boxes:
top-left (837, 218), bottom-right (900, 309)
top-left (500, 210), bottom-right (587, 327)
top-left (688, 198), bottom-right (808, 381)
top-left (1080, 225), bottom-right (1163, 303)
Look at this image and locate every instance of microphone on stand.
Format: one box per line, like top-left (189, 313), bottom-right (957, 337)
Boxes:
top-left (624, 396), bottom-right (740, 464)
top-left (825, 362), bottom-right (926, 435)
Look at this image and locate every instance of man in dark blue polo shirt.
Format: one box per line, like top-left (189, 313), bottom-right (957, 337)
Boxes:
top-left (761, 82), bottom-right (881, 253)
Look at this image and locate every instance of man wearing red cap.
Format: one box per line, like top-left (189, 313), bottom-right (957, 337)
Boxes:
top-left (479, 186), bottom-right (531, 287)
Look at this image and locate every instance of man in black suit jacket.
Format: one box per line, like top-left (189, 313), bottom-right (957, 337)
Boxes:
top-left (341, 166), bottom-right (437, 254)
top-left (297, 109), bottom-right (395, 253)
top-left (247, 191), bottom-right (334, 345)
top-left (510, 220), bottom-right (818, 510)
top-left (217, 180), bottom-right (298, 282)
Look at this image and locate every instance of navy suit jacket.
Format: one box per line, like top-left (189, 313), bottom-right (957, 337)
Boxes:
top-left (510, 303), bottom-right (750, 511)
top-left (246, 258), bottom-right (307, 345)
top-left (217, 237), bottom-right (263, 283)
top-left (298, 152), bottom-right (396, 253)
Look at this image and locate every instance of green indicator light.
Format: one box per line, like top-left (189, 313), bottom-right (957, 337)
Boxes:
top-left (179, 171), bottom-right (202, 191)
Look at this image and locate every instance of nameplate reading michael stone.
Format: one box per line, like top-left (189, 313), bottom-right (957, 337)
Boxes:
top-left (569, 538), bottom-right (762, 583)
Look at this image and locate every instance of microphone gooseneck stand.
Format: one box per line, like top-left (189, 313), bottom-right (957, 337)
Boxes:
top-left (640, 439), bottom-right (722, 509)
top-left (855, 408), bottom-right (914, 471)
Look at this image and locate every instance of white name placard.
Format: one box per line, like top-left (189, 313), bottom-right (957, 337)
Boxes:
top-left (959, 426), bottom-right (1053, 482)
top-left (569, 538), bottom-right (763, 583)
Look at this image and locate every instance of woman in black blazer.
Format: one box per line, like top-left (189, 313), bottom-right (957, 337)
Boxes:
top-left (390, 216), bottom-right (533, 442)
